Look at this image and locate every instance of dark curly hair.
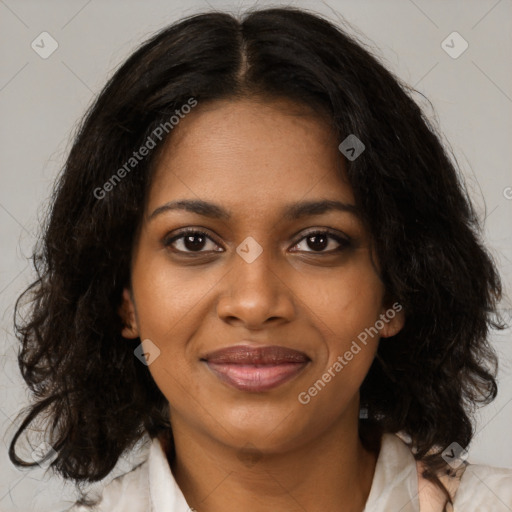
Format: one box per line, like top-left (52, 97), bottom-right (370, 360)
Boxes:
top-left (8, 6), bottom-right (506, 510)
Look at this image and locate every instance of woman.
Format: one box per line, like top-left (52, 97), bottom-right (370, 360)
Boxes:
top-left (8, 6), bottom-right (512, 512)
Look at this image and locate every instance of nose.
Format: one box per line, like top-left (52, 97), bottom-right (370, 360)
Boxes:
top-left (216, 247), bottom-right (296, 330)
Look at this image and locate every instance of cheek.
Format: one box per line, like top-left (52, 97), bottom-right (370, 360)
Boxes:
top-left (131, 263), bottom-right (206, 409)
top-left (129, 251), bottom-right (223, 402)
top-left (298, 267), bottom-right (381, 417)
top-left (300, 255), bottom-right (384, 349)
top-left (131, 254), bottom-right (218, 341)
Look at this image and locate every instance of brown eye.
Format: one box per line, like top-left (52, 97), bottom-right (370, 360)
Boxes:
top-left (290, 230), bottom-right (351, 254)
top-left (164, 229), bottom-right (222, 253)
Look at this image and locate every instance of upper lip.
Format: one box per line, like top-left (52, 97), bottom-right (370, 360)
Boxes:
top-left (202, 345), bottom-right (310, 364)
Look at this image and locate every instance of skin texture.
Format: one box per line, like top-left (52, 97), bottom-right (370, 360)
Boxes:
top-left (120, 97), bottom-right (405, 512)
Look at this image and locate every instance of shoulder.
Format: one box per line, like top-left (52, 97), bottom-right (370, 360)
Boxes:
top-left (65, 457), bottom-right (151, 511)
top-left (453, 462), bottom-right (512, 510)
top-left (411, 437), bottom-right (512, 512)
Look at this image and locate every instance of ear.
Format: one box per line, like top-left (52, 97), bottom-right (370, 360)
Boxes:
top-left (378, 302), bottom-right (405, 339)
top-left (119, 287), bottom-right (140, 339)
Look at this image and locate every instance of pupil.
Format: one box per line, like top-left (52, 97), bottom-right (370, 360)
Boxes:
top-left (308, 234), bottom-right (328, 251)
top-left (185, 234), bottom-right (205, 251)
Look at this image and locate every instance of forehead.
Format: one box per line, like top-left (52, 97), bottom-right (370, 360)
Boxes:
top-left (148, 97), bottom-right (354, 215)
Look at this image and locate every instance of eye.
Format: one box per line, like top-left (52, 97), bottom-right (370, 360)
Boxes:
top-left (163, 229), bottom-right (223, 254)
top-left (290, 230), bottom-right (351, 254)
top-left (163, 228), bottom-right (352, 255)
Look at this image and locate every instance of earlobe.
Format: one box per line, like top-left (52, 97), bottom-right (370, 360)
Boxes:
top-left (378, 305), bottom-right (405, 339)
top-left (119, 287), bottom-right (140, 339)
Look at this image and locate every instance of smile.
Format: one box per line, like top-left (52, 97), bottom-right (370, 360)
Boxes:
top-left (202, 345), bottom-right (310, 392)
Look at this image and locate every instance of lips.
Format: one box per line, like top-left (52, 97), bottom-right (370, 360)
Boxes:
top-left (202, 345), bottom-right (310, 392)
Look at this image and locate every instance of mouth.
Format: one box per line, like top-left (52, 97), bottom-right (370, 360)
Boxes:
top-left (201, 345), bottom-right (310, 392)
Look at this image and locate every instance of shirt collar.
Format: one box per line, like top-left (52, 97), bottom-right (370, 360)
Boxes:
top-left (363, 433), bottom-right (420, 511)
top-left (148, 436), bottom-right (191, 512)
top-left (147, 432), bottom-right (419, 512)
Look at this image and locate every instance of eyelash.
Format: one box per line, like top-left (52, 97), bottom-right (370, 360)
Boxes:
top-left (163, 228), bottom-right (352, 255)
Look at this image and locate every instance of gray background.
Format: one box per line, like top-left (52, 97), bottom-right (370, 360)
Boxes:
top-left (1, 0), bottom-right (511, 510)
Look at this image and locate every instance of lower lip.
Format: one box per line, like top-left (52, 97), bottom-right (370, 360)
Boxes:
top-left (205, 361), bottom-right (309, 392)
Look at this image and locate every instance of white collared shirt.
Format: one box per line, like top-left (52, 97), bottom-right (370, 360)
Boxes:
top-left (65, 433), bottom-right (512, 511)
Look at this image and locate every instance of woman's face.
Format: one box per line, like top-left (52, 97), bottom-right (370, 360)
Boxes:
top-left (121, 97), bottom-right (404, 453)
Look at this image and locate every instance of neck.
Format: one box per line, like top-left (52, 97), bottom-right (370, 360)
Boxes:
top-left (162, 407), bottom-right (380, 512)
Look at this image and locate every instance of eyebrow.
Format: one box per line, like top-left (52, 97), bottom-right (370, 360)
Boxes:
top-left (148, 198), bottom-right (360, 222)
